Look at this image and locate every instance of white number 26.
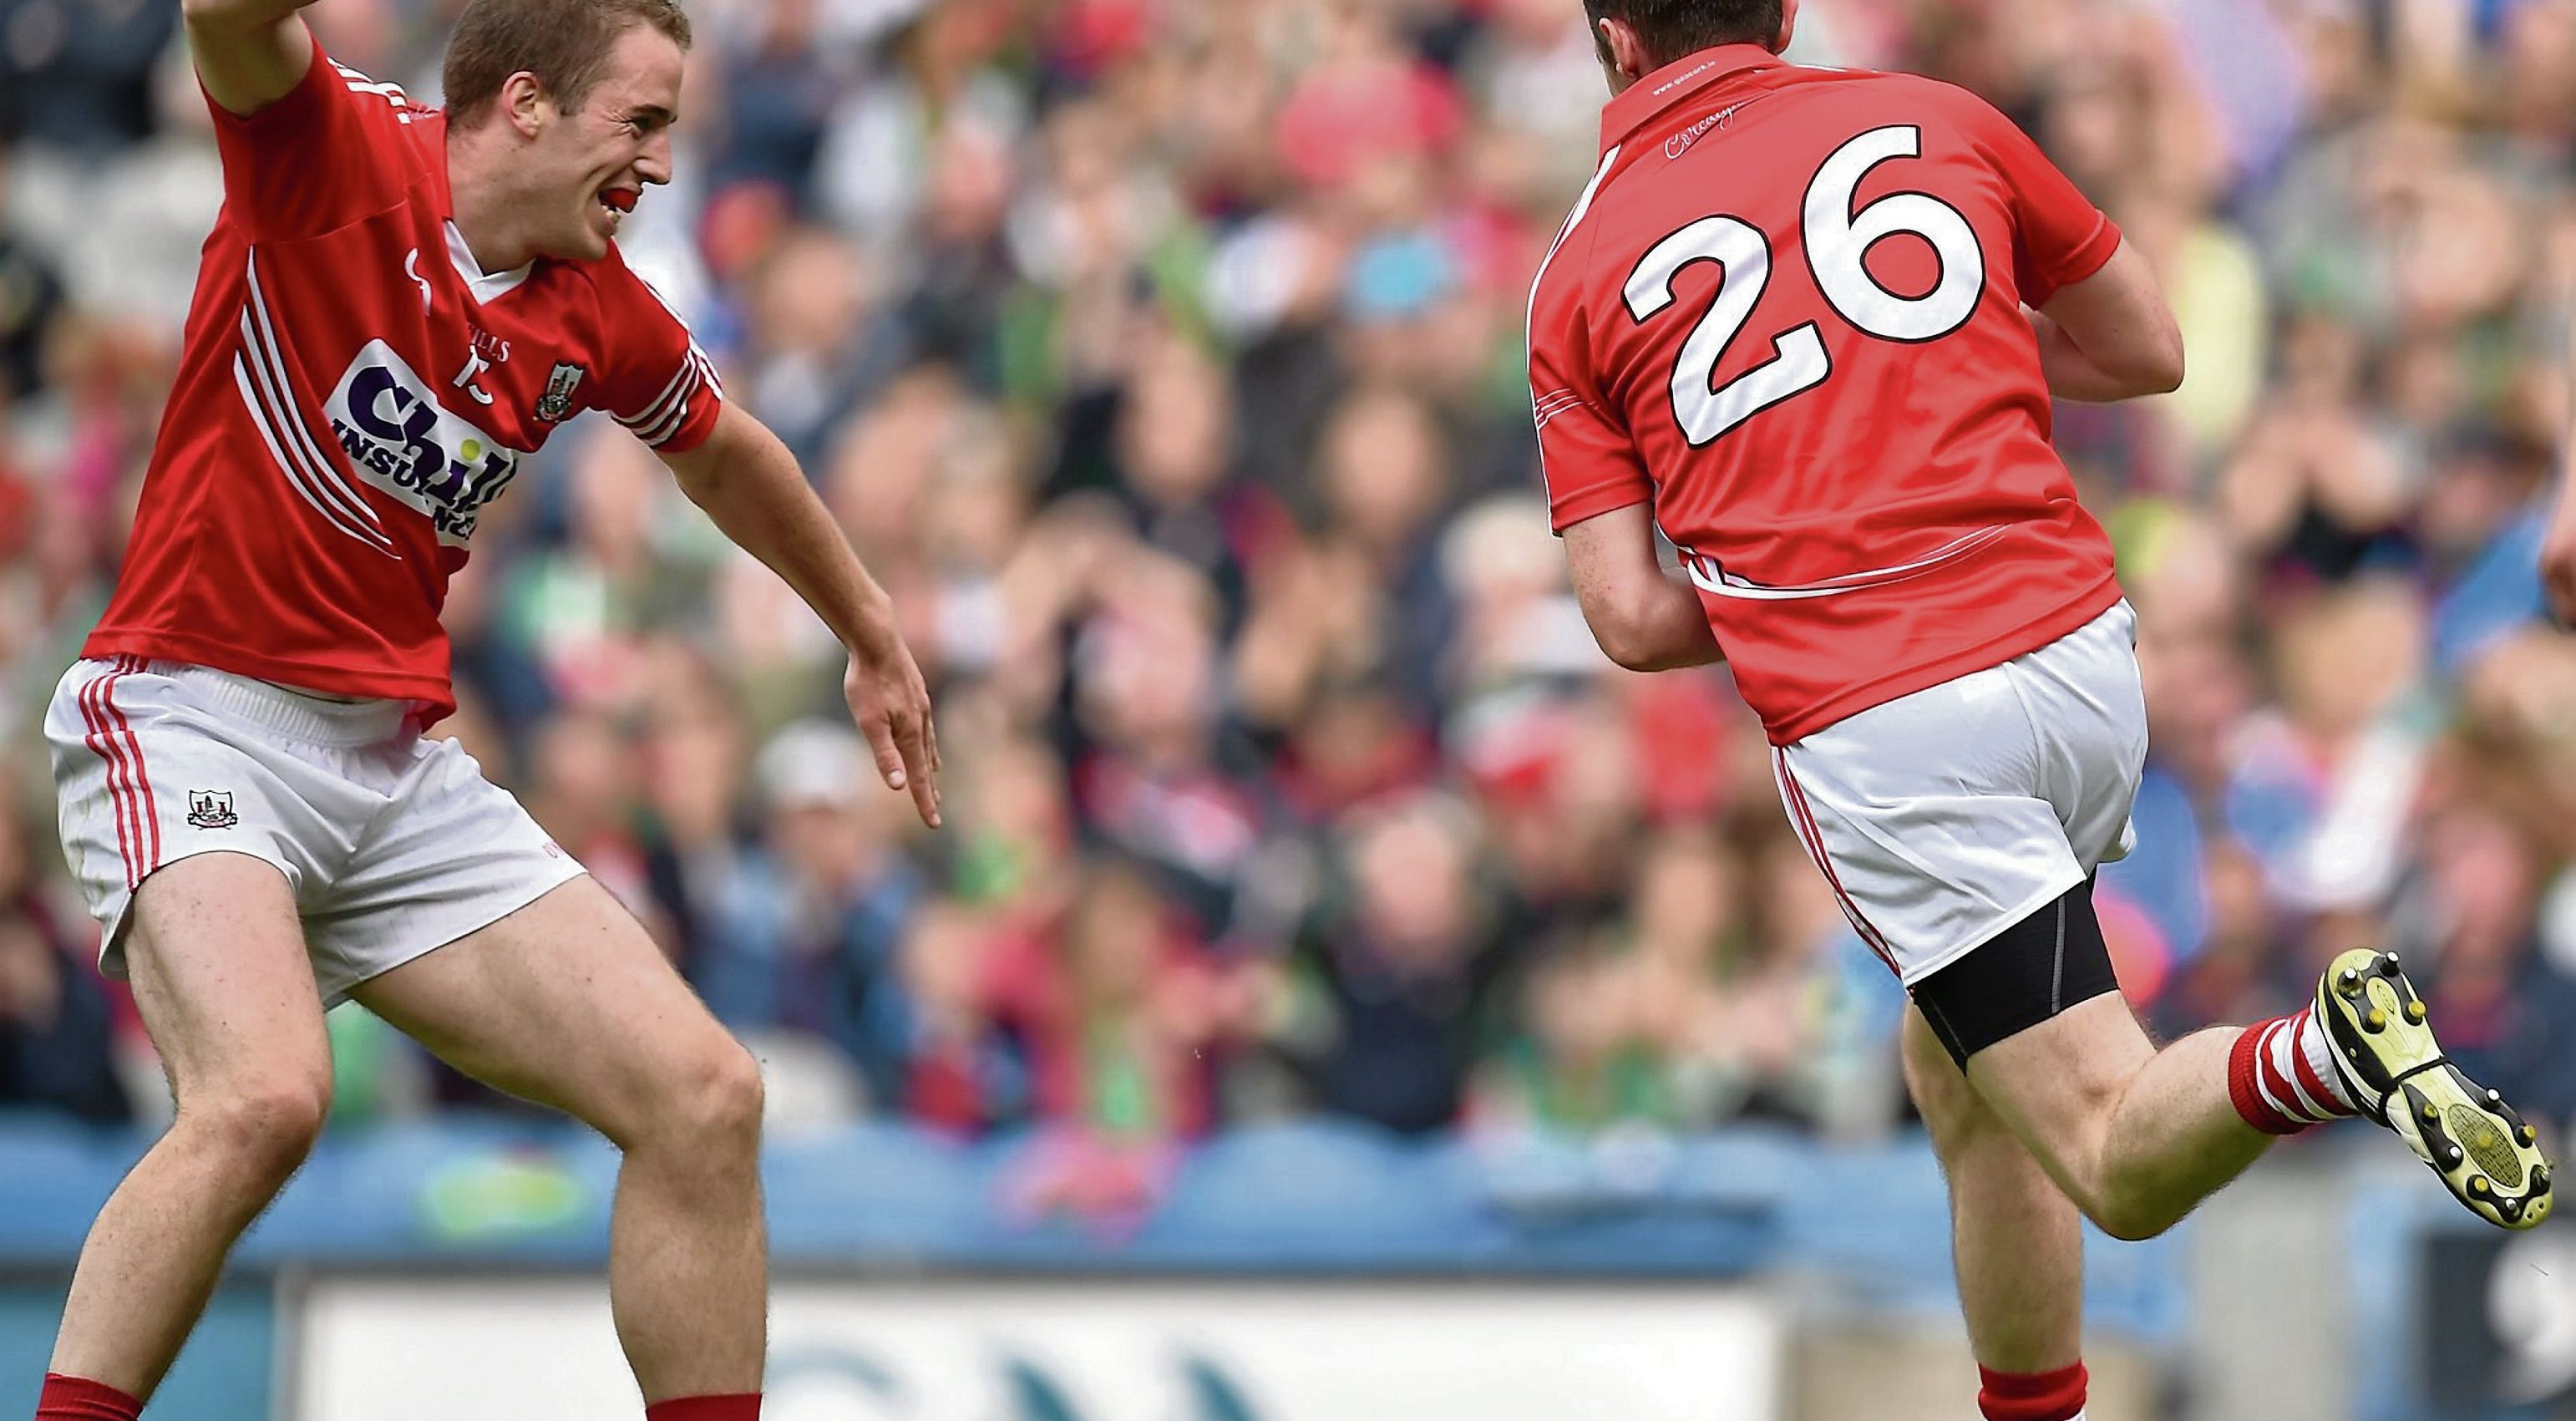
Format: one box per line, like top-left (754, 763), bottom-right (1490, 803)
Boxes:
top-left (1622, 124), bottom-right (1985, 447)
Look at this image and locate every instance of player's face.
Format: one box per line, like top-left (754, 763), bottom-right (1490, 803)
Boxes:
top-left (532, 25), bottom-right (685, 261)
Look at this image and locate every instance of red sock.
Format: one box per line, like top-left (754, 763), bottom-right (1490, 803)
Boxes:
top-left (1979, 1362), bottom-right (2087, 1421)
top-left (36, 1374), bottom-right (142, 1421)
top-left (2228, 1007), bottom-right (2356, 1135)
top-left (645, 1395), bottom-right (759, 1421)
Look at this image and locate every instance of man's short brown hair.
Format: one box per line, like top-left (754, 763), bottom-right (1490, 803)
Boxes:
top-left (443, 0), bottom-right (692, 126)
top-left (1582, 0), bottom-right (1782, 69)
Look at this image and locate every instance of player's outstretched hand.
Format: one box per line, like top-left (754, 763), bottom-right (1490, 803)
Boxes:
top-left (844, 635), bottom-right (942, 829)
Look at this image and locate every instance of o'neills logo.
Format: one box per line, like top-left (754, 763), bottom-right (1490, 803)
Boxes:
top-left (323, 340), bottom-right (527, 547)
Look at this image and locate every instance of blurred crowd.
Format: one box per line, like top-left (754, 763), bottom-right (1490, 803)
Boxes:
top-left (7, 0), bottom-right (2576, 1221)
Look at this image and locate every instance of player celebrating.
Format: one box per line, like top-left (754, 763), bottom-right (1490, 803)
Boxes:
top-left (1534, 4), bottom-right (2553, 1420)
top-left (31, 2), bottom-right (939, 1418)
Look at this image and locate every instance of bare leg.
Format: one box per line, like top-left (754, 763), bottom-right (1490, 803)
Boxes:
top-left (351, 875), bottom-right (765, 1402)
top-left (49, 855), bottom-right (332, 1397)
top-left (1965, 993), bottom-right (2272, 1241)
top-left (1902, 1007), bottom-right (2083, 1373)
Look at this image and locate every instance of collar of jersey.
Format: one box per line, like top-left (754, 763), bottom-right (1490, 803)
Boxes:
top-left (444, 220), bottom-right (534, 303)
top-left (1600, 43), bottom-right (1786, 153)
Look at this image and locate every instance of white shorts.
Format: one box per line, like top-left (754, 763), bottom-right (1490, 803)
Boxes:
top-left (47, 657), bottom-right (586, 1006)
top-left (1772, 601), bottom-right (2146, 986)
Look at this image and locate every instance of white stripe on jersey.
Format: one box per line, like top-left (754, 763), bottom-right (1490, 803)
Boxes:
top-left (234, 355), bottom-right (400, 558)
top-left (1524, 145), bottom-right (1621, 496)
top-left (618, 358), bottom-right (697, 433)
top-left (332, 63), bottom-right (404, 96)
top-left (637, 364), bottom-right (703, 446)
top-left (333, 62), bottom-right (419, 122)
top-left (235, 308), bottom-right (379, 533)
top-left (620, 271), bottom-right (726, 443)
top-left (1532, 388), bottom-right (1587, 428)
top-left (616, 349), bottom-right (724, 448)
top-left (243, 255), bottom-right (389, 536)
top-left (1678, 525), bottom-right (2010, 601)
top-left (236, 309), bottom-right (382, 535)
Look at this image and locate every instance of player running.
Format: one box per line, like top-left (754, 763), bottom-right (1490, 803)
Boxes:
top-left (31, 3), bottom-right (939, 1418)
top-left (1534, 3), bottom-right (2553, 1419)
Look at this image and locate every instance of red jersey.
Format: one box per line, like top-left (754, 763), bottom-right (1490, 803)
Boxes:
top-left (1529, 47), bottom-right (2125, 745)
top-left (85, 40), bottom-right (722, 723)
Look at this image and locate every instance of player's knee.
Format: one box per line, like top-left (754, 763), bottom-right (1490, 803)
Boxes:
top-left (663, 1042), bottom-right (764, 1154)
top-left (2076, 1185), bottom-right (2182, 1242)
top-left (1917, 1092), bottom-right (2010, 1171)
top-left (2088, 1201), bottom-right (2177, 1243)
top-left (184, 1072), bottom-right (331, 1183)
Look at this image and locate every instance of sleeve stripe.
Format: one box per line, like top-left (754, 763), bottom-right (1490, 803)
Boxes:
top-left (639, 395), bottom-right (695, 448)
top-left (616, 359), bottom-right (697, 430)
top-left (1533, 388), bottom-right (1587, 426)
top-left (332, 61), bottom-right (419, 120)
top-left (641, 399), bottom-right (692, 448)
top-left (636, 365), bottom-right (704, 445)
top-left (618, 275), bottom-right (723, 447)
top-left (628, 349), bottom-right (725, 447)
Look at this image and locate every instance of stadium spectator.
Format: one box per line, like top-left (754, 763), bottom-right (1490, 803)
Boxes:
top-left (0, 791), bottom-right (124, 1124)
top-left (1472, 931), bottom-right (1675, 1134)
top-left (886, 900), bottom-right (1038, 1135)
top-left (1278, 792), bottom-right (1510, 1135)
top-left (691, 720), bottom-right (926, 1108)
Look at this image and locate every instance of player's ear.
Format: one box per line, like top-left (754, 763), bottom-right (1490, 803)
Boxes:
top-left (1774, 0), bottom-right (1800, 53)
top-left (1596, 16), bottom-right (1651, 90)
top-left (500, 70), bottom-right (549, 140)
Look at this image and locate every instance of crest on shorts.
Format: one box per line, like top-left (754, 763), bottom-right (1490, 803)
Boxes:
top-left (535, 362), bottom-right (586, 423)
top-left (186, 790), bottom-right (237, 830)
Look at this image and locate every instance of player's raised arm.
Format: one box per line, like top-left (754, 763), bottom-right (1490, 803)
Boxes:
top-left (1561, 505), bottom-right (1725, 672)
top-left (183, 0), bottom-right (319, 116)
top-left (2026, 240), bottom-right (2186, 403)
top-left (658, 403), bottom-right (944, 828)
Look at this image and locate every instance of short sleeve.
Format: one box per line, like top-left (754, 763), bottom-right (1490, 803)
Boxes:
top-left (590, 255), bottom-right (725, 454)
top-left (207, 37), bottom-right (416, 241)
top-left (1955, 91), bottom-right (2122, 307)
top-left (1530, 270), bottom-right (1652, 533)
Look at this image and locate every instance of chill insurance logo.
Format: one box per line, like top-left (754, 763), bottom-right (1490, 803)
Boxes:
top-left (324, 340), bottom-right (526, 547)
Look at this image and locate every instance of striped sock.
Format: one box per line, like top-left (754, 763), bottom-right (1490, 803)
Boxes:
top-left (2227, 1007), bottom-right (2358, 1134)
top-left (1979, 1361), bottom-right (2087, 1421)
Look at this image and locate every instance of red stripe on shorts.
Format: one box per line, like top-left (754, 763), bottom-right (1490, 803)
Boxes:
top-left (77, 666), bottom-right (139, 890)
top-left (1774, 748), bottom-right (1899, 972)
top-left (104, 657), bottom-right (159, 874)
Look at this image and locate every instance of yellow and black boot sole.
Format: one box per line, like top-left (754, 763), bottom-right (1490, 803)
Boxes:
top-left (2316, 948), bottom-right (2552, 1231)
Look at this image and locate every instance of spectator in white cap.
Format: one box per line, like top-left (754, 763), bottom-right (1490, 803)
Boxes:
top-left (687, 719), bottom-right (930, 1112)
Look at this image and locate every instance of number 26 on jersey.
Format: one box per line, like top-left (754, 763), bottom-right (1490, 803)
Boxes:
top-left (1625, 124), bottom-right (1986, 447)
